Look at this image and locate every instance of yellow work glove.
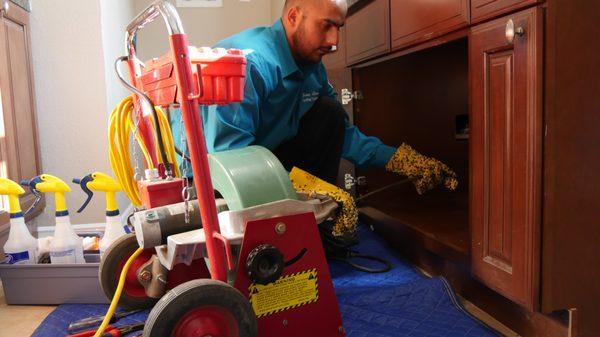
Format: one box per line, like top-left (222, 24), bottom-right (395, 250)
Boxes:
top-left (385, 143), bottom-right (459, 195)
top-left (289, 167), bottom-right (358, 236)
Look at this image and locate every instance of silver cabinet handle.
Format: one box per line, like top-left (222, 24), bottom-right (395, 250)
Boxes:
top-left (506, 19), bottom-right (525, 44)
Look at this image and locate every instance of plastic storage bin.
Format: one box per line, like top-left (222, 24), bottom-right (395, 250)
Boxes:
top-left (0, 223), bottom-right (109, 305)
top-left (138, 46), bottom-right (247, 106)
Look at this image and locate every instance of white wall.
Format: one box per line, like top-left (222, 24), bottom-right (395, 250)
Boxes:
top-left (271, 0), bottom-right (285, 23)
top-left (100, 0), bottom-right (137, 115)
top-left (133, 0), bottom-right (274, 60)
top-left (99, 0), bottom-right (137, 216)
top-left (27, 0), bottom-right (273, 226)
top-left (29, 0), bottom-right (135, 226)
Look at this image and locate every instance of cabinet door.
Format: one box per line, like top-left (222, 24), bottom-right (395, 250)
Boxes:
top-left (345, 0), bottom-right (390, 65)
top-left (471, 0), bottom-right (539, 24)
top-left (470, 7), bottom-right (542, 310)
top-left (0, 3), bottom-right (43, 233)
top-left (390, 0), bottom-right (469, 51)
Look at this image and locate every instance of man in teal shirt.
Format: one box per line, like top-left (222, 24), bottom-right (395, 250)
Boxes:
top-left (198, 0), bottom-right (457, 193)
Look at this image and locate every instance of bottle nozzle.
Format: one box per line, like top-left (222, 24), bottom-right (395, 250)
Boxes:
top-left (73, 174), bottom-right (94, 213)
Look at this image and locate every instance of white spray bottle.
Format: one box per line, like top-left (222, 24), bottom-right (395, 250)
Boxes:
top-left (73, 172), bottom-right (126, 254)
top-left (23, 174), bottom-right (84, 264)
top-left (1, 178), bottom-right (38, 264)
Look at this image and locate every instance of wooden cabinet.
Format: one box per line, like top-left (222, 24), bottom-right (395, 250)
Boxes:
top-left (471, 0), bottom-right (539, 24)
top-left (343, 0), bottom-right (600, 334)
top-left (542, 1), bottom-right (600, 335)
top-left (323, 27), bottom-right (347, 70)
top-left (344, 0), bottom-right (390, 65)
top-left (390, 0), bottom-right (470, 50)
top-left (469, 7), bottom-right (542, 310)
top-left (323, 28), bottom-right (357, 193)
top-left (0, 2), bottom-right (43, 233)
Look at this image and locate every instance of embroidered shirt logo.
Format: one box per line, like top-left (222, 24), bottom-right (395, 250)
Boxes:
top-left (301, 91), bottom-right (320, 103)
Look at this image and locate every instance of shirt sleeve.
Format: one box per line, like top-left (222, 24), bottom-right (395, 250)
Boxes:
top-left (342, 125), bottom-right (397, 168)
top-left (318, 66), bottom-right (396, 168)
top-left (202, 59), bottom-right (266, 153)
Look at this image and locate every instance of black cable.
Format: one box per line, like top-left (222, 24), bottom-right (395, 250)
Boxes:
top-left (355, 179), bottom-right (411, 202)
top-left (318, 222), bottom-right (392, 274)
top-left (150, 107), bottom-right (172, 175)
top-left (174, 145), bottom-right (191, 162)
top-left (330, 251), bottom-right (392, 273)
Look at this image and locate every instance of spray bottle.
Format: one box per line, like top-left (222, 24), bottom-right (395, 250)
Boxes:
top-left (0, 178), bottom-right (38, 264)
top-left (73, 172), bottom-right (125, 254)
top-left (22, 174), bottom-right (84, 264)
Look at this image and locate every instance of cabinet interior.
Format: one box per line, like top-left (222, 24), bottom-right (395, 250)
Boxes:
top-left (355, 38), bottom-right (470, 256)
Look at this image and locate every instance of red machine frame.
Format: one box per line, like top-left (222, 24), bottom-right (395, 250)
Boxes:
top-left (117, 2), bottom-right (345, 336)
top-left (122, 1), bottom-right (229, 282)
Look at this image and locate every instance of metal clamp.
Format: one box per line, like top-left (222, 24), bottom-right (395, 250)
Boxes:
top-left (505, 19), bottom-right (525, 44)
top-left (137, 255), bottom-right (168, 299)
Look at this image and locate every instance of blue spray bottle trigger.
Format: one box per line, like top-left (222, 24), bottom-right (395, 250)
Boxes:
top-left (73, 174), bottom-right (94, 213)
top-left (20, 176), bottom-right (43, 216)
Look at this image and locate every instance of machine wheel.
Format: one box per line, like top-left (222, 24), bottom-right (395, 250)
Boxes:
top-left (99, 233), bottom-right (158, 310)
top-left (144, 279), bottom-right (257, 337)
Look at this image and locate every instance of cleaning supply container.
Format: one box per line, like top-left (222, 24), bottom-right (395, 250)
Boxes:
top-left (50, 215), bottom-right (85, 264)
top-left (72, 172), bottom-right (127, 255)
top-left (20, 174), bottom-right (86, 264)
top-left (0, 223), bottom-right (108, 305)
top-left (0, 177), bottom-right (38, 264)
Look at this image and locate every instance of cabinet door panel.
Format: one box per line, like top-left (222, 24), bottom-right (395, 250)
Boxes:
top-left (390, 0), bottom-right (469, 50)
top-left (471, 0), bottom-right (538, 24)
top-left (470, 7), bottom-right (542, 310)
top-left (0, 4), bottom-right (43, 233)
top-left (5, 19), bottom-right (38, 180)
top-left (345, 0), bottom-right (390, 65)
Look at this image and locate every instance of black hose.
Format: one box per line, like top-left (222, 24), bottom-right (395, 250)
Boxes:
top-left (174, 145), bottom-right (191, 162)
top-left (151, 107), bottom-right (172, 175)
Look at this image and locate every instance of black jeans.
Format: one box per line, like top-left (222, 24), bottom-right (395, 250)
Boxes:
top-left (273, 96), bottom-right (346, 184)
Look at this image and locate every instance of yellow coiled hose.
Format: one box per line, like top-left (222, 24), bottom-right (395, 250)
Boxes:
top-left (108, 96), bottom-right (180, 206)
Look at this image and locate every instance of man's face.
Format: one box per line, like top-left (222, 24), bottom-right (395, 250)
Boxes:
top-left (288, 1), bottom-right (346, 64)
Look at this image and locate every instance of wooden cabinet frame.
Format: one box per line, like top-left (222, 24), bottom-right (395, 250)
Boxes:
top-left (390, 0), bottom-right (470, 50)
top-left (0, 3), bottom-right (44, 230)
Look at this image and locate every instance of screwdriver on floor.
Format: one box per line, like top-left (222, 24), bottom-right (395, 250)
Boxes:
top-left (66, 322), bottom-right (144, 337)
top-left (67, 310), bottom-right (142, 334)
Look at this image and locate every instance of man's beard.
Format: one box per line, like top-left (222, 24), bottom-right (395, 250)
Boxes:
top-left (292, 19), bottom-right (320, 64)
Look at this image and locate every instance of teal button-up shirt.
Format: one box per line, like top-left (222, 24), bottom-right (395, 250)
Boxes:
top-left (174, 19), bottom-right (395, 168)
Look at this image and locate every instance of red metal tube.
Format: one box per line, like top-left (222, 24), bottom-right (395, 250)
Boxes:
top-left (169, 33), bottom-right (227, 282)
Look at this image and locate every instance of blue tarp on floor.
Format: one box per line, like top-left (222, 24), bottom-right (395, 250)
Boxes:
top-left (31, 224), bottom-right (498, 337)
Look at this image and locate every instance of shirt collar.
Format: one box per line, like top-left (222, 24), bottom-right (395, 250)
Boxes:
top-left (270, 19), bottom-right (301, 78)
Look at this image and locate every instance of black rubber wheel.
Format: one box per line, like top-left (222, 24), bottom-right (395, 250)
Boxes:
top-left (99, 233), bottom-right (158, 310)
top-left (144, 279), bottom-right (257, 337)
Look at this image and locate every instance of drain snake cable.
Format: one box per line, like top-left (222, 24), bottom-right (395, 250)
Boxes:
top-left (93, 247), bottom-right (144, 337)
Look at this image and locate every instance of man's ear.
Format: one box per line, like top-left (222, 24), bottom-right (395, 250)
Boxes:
top-left (286, 6), bottom-right (301, 29)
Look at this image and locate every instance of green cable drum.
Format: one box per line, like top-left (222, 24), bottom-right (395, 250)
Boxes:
top-left (208, 146), bottom-right (297, 211)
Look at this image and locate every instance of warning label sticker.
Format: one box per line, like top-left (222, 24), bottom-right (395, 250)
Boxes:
top-left (248, 268), bottom-right (319, 317)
